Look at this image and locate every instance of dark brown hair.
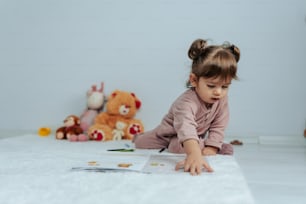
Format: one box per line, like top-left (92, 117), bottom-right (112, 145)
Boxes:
top-left (187, 39), bottom-right (240, 87)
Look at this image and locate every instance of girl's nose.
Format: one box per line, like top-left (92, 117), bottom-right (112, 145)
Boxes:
top-left (214, 88), bottom-right (222, 95)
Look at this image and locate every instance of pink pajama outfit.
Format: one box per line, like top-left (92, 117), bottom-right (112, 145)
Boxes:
top-left (134, 89), bottom-right (233, 155)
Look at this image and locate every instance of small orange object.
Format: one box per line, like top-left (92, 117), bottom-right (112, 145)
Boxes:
top-left (88, 161), bottom-right (99, 166)
top-left (38, 127), bottom-right (51, 136)
top-left (118, 163), bottom-right (132, 168)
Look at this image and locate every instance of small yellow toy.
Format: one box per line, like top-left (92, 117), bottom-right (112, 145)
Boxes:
top-left (38, 127), bottom-right (51, 137)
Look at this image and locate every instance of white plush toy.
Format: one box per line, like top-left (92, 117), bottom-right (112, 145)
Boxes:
top-left (80, 82), bottom-right (106, 133)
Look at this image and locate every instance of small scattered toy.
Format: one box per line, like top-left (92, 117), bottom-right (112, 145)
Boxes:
top-left (230, 139), bottom-right (243, 145)
top-left (55, 115), bottom-right (87, 141)
top-left (88, 90), bottom-right (144, 141)
top-left (118, 163), bottom-right (132, 168)
top-left (38, 127), bottom-right (51, 137)
top-left (80, 82), bottom-right (106, 133)
top-left (88, 161), bottom-right (99, 166)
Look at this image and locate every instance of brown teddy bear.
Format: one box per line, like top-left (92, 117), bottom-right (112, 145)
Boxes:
top-left (55, 115), bottom-right (86, 141)
top-left (88, 90), bottom-right (144, 141)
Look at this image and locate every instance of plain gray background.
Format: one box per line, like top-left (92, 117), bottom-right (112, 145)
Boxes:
top-left (0, 0), bottom-right (305, 138)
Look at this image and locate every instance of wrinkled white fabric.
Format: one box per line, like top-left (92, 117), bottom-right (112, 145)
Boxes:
top-left (0, 134), bottom-right (254, 204)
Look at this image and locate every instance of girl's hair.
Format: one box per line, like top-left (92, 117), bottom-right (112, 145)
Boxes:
top-left (187, 39), bottom-right (240, 87)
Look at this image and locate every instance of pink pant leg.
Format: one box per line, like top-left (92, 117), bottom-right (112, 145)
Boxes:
top-left (133, 129), bottom-right (170, 150)
top-left (167, 137), bottom-right (233, 155)
top-left (168, 137), bottom-right (184, 153)
top-left (218, 143), bottom-right (234, 155)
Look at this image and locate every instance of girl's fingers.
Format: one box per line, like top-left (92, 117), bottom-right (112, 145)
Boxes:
top-left (184, 163), bottom-right (191, 172)
top-left (175, 160), bottom-right (214, 174)
top-left (203, 162), bottom-right (214, 172)
top-left (175, 160), bottom-right (185, 171)
top-left (196, 165), bottom-right (203, 175)
top-left (188, 164), bottom-right (196, 175)
top-left (175, 160), bottom-right (193, 174)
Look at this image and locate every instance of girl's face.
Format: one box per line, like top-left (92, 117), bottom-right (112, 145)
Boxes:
top-left (189, 74), bottom-right (231, 105)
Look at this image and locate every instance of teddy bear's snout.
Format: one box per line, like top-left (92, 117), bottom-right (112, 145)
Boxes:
top-left (119, 105), bottom-right (130, 115)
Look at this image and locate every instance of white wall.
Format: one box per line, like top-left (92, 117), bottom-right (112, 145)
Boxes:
top-left (0, 0), bottom-right (305, 137)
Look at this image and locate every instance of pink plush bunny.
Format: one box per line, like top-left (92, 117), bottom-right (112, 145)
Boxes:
top-left (80, 82), bottom-right (106, 134)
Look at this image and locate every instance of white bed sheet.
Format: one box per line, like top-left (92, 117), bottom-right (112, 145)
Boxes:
top-left (0, 134), bottom-right (254, 204)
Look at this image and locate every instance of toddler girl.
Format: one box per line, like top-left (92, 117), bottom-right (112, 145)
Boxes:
top-left (134, 38), bottom-right (240, 175)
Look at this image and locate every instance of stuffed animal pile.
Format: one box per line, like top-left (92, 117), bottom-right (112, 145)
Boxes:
top-left (88, 90), bottom-right (144, 141)
top-left (55, 82), bottom-right (144, 142)
top-left (55, 82), bottom-right (106, 142)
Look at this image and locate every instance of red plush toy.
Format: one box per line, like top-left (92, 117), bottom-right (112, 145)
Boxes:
top-left (55, 115), bottom-right (87, 141)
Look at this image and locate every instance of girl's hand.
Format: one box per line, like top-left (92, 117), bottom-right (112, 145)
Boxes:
top-left (202, 146), bottom-right (218, 156)
top-left (175, 153), bottom-right (213, 175)
top-left (175, 139), bottom-right (213, 175)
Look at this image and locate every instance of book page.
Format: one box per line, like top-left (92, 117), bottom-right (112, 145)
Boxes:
top-left (72, 153), bottom-right (150, 173)
top-left (143, 154), bottom-right (185, 173)
top-left (72, 153), bottom-right (188, 174)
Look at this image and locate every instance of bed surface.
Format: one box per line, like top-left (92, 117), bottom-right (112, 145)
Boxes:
top-left (0, 134), bottom-right (254, 204)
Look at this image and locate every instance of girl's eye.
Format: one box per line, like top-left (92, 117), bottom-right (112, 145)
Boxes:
top-left (207, 84), bottom-right (215, 88)
top-left (222, 86), bottom-right (229, 89)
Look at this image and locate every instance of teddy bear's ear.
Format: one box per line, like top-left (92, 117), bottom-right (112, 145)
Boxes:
top-left (131, 93), bottom-right (141, 109)
top-left (135, 100), bottom-right (141, 109)
top-left (111, 91), bottom-right (118, 99)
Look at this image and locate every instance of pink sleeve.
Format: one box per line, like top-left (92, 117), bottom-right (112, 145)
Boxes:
top-left (172, 97), bottom-right (200, 144)
top-left (204, 98), bottom-right (229, 150)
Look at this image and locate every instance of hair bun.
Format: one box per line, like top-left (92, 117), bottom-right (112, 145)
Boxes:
top-left (221, 42), bottom-right (240, 62)
top-left (229, 45), bottom-right (240, 62)
top-left (188, 39), bottom-right (207, 60)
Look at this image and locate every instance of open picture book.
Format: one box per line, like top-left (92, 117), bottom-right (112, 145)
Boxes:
top-left (71, 153), bottom-right (192, 174)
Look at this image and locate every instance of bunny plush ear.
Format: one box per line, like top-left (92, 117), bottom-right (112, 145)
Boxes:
top-left (130, 92), bottom-right (141, 109)
top-left (98, 82), bottom-right (104, 92)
